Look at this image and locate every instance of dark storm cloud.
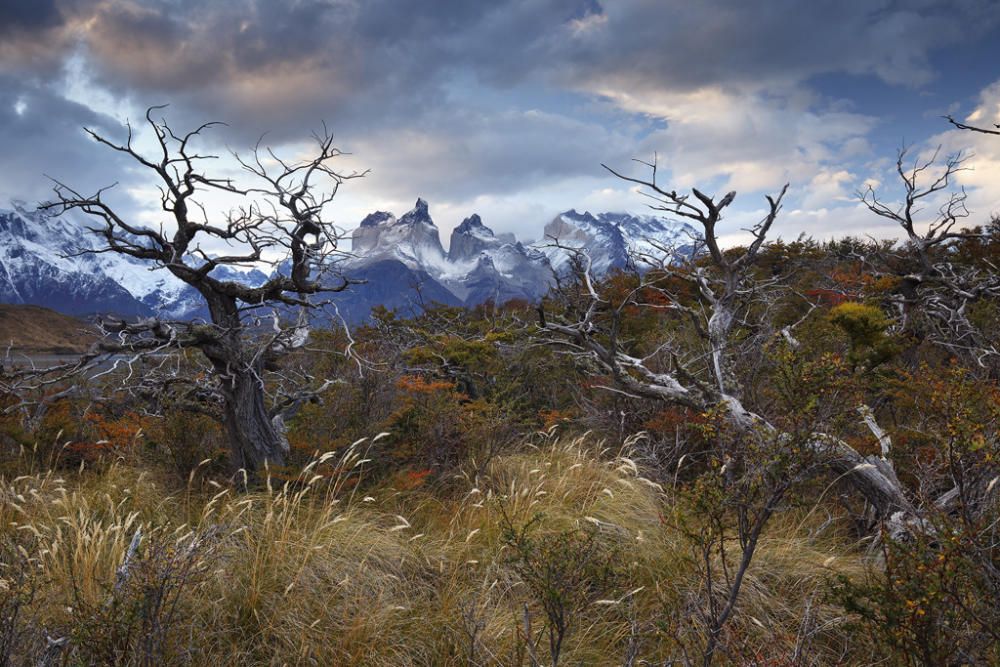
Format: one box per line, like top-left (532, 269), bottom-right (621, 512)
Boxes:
top-left (0, 0), bottom-right (81, 76)
top-left (6, 0), bottom-right (984, 144)
top-left (0, 0), bottom-right (618, 204)
top-left (0, 76), bottom-right (138, 208)
top-left (0, 0), bottom-right (63, 36)
top-left (0, 1), bottom-right (587, 131)
top-left (549, 0), bottom-right (1000, 94)
top-left (5, 1), bottom-right (997, 125)
top-left (1, 0), bottom-right (999, 239)
top-left (65, 1), bottom-right (585, 138)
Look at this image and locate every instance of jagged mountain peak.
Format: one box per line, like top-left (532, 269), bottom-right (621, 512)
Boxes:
top-left (0, 194), bottom-right (696, 325)
top-left (359, 210), bottom-right (395, 228)
top-left (449, 213), bottom-right (501, 263)
top-left (455, 213), bottom-right (487, 234)
top-left (533, 208), bottom-right (698, 274)
top-left (349, 197), bottom-right (446, 270)
top-left (399, 198), bottom-right (433, 225)
top-left (343, 199), bottom-right (695, 314)
top-left (561, 208), bottom-right (598, 222)
top-left (0, 202), bottom-right (271, 319)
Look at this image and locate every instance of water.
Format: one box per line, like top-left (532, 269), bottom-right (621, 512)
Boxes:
top-left (1, 352), bottom-right (144, 378)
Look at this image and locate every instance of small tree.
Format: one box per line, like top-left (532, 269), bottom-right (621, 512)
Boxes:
top-left (35, 107), bottom-right (364, 475)
top-left (858, 146), bottom-right (1000, 367)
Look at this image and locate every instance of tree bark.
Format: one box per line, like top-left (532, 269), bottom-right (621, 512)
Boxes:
top-left (221, 364), bottom-right (288, 474)
top-left (200, 288), bottom-right (289, 475)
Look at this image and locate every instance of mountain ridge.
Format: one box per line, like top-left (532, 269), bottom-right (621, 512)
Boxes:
top-left (0, 198), bottom-right (696, 323)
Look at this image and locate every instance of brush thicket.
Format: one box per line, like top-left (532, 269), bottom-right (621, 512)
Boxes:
top-left (0, 431), bottom-right (876, 665)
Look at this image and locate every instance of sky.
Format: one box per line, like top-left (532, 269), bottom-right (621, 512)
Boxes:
top-left (3, 0), bottom-right (1000, 249)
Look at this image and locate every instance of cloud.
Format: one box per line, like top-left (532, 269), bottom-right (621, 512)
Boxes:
top-left (28, 1), bottom-right (583, 137)
top-left (552, 0), bottom-right (1000, 94)
top-left (1, 0), bottom-right (999, 247)
top-left (0, 0), bottom-right (63, 35)
top-left (608, 87), bottom-right (877, 190)
top-left (24, 0), bottom-right (992, 135)
top-left (0, 75), bottom-right (139, 210)
top-left (0, 0), bottom-right (82, 77)
top-left (345, 105), bottom-right (635, 202)
top-left (844, 80), bottom-right (1000, 245)
top-left (934, 80), bottom-right (1000, 223)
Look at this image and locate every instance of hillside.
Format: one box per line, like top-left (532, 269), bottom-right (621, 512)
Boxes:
top-left (0, 304), bottom-right (97, 354)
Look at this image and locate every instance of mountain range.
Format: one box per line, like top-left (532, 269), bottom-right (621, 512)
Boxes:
top-left (0, 199), bottom-right (696, 324)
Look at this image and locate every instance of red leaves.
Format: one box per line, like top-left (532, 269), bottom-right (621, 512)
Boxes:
top-left (395, 374), bottom-right (458, 395)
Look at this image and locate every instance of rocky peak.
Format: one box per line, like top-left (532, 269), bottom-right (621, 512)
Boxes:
top-left (349, 197), bottom-right (446, 268)
top-left (0, 208), bottom-right (31, 239)
top-left (542, 209), bottom-right (622, 248)
top-left (399, 198), bottom-right (433, 226)
top-left (359, 211), bottom-right (395, 228)
top-left (534, 209), bottom-right (698, 275)
top-left (353, 211), bottom-right (396, 254)
top-left (449, 214), bottom-right (498, 263)
top-left (455, 214), bottom-right (487, 234)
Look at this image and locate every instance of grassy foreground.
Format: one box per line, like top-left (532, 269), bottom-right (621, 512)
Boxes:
top-left (0, 431), bottom-right (880, 666)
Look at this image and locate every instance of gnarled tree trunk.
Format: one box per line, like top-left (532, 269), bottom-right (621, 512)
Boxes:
top-left (200, 288), bottom-right (289, 474)
top-left (220, 363), bottom-right (288, 473)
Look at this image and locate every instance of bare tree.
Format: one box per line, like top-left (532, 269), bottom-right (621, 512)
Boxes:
top-left (946, 115), bottom-right (1000, 136)
top-left (542, 157), bottom-right (911, 516)
top-left (859, 147), bottom-right (1000, 365)
top-left (536, 158), bottom-right (932, 663)
top-left (18, 107), bottom-right (365, 475)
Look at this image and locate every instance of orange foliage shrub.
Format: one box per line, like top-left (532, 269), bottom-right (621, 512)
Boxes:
top-left (539, 408), bottom-right (575, 430)
top-left (395, 374), bottom-right (460, 395)
top-left (59, 410), bottom-right (151, 466)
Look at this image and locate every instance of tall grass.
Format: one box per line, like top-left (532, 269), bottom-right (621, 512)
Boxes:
top-left (0, 431), bottom-right (879, 665)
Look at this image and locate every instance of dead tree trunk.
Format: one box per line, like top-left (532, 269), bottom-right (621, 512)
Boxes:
top-left (196, 287), bottom-right (290, 472)
top-left (219, 364), bottom-right (288, 471)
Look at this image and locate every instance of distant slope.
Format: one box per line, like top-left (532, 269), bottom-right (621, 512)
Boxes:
top-left (327, 259), bottom-right (463, 325)
top-left (0, 304), bottom-right (97, 354)
top-left (0, 203), bottom-right (267, 320)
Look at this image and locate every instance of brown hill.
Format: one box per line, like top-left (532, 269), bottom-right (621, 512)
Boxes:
top-left (0, 304), bottom-right (98, 355)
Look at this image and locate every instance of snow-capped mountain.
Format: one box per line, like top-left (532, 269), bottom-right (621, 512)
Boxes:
top-left (0, 203), bottom-right (267, 319)
top-left (445, 215), bottom-right (552, 304)
top-left (533, 210), bottom-right (698, 274)
top-left (0, 197), bottom-right (695, 324)
top-left (345, 199), bottom-right (553, 308)
top-left (351, 199), bottom-right (450, 274)
top-left (332, 199), bottom-right (697, 322)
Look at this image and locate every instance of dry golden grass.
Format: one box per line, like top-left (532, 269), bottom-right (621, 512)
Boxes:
top-left (0, 431), bottom-right (881, 666)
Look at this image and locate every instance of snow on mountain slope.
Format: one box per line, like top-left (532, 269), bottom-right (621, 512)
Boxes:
top-left (0, 196), bottom-right (696, 322)
top-left (347, 200), bottom-right (553, 305)
top-left (0, 204), bottom-right (150, 316)
top-left (331, 199), bottom-right (699, 321)
top-left (0, 203), bottom-right (267, 319)
top-left (350, 199), bottom-right (450, 275)
top-left (532, 210), bottom-right (698, 274)
top-left (445, 214), bottom-right (552, 303)
top-left (447, 214), bottom-right (495, 263)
